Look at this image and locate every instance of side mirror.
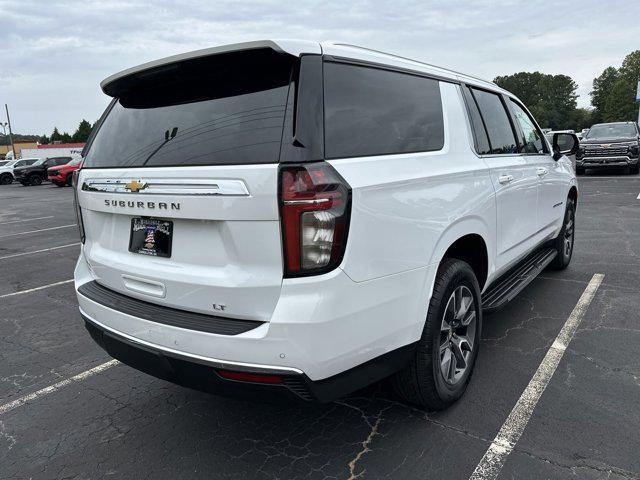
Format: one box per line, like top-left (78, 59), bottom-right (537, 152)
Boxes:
top-left (552, 133), bottom-right (579, 161)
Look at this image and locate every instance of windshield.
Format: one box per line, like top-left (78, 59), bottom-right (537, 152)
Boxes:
top-left (585, 123), bottom-right (638, 139)
top-left (0, 161), bottom-right (8, 167)
top-left (68, 158), bottom-right (82, 166)
top-left (84, 49), bottom-right (294, 168)
top-left (32, 159), bottom-right (45, 166)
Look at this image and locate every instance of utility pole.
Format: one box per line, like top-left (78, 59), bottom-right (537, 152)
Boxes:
top-left (5, 104), bottom-right (16, 159)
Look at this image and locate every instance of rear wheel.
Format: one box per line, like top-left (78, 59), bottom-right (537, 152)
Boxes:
top-left (29, 174), bottom-right (42, 186)
top-left (549, 198), bottom-right (575, 270)
top-left (392, 259), bottom-right (482, 410)
top-left (0, 173), bottom-right (12, 185)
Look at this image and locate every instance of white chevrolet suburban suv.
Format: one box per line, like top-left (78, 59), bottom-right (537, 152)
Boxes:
top-left (74, 40), bottom-right (579, 409)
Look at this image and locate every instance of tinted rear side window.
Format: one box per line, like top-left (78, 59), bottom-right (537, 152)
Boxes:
top-left (84, 49), bottom-right (294, 168)
top-left (324, 62), bottom-right (444, 159)
top-left (462, 86), bottom-right (491, 155)
top-left (471, 88), bottom-right (517, 155)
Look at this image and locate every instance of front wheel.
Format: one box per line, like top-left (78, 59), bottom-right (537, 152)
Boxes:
top-left (29, 174), bottom-right (43, 186)
top-left (549, 198), bottom-right (575, 270)
top-left (392, 259), bottom-right (482, 410)
top-left (0, 173), bottom-right (12, 185)
top-left (630, 163), bottom-right (639, 175)
top-left (576, 167), bottom-right (585, 176)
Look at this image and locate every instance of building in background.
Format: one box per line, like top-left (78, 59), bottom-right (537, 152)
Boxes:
top-left (0, 141), bottom-right (38, 159)
top-left (20, 142), bottom-right (85, 160)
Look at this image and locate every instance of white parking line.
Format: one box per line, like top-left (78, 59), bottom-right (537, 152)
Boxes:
top-left (0, 243), bottom-right (80, 261)
top-left (1, 216), bottom-right (55, 225)
top-left (0, 224), bottom-right (77, 238)
top-left (0, 360), bottom-right (120, 416)
top-left (469, 273), bottom-right (604, 480)
top-left (0, 279), bottom-right (74, 299)
top-left (636, 192), bottom-right (640, 200)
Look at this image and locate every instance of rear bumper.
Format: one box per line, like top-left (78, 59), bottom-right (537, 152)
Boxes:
top-left (83, 312), bottom-right (416, 403)
top-left (75, 248), bottom-right (433, 386)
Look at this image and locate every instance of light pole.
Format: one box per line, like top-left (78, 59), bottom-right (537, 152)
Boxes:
top-left (4, 105), bottom-right (16, 159)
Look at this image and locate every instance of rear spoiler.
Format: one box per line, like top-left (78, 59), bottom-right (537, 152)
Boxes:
top-left (100, 39), bottom-right (321, 97)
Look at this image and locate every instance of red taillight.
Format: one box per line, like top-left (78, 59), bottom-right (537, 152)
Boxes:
top-left (218, 370), bottom-right (283, 384)
top-left (280, 162), bottom-right (351, 277)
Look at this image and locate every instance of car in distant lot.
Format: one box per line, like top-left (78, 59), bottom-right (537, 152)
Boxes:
top-left (0, 158), bottom-right (39, 185)
top-left (577, 122), bottom-right (640, 175)
top-left (48, 157), bottom-right (82, 186)
top-left (13, 156), bottom-right (72, 186)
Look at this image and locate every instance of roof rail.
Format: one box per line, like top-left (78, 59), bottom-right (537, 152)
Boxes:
top-left (331, 43), bottom-right (497, 86)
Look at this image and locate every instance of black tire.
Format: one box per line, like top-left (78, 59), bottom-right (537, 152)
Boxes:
top-left (630, 163), bottom-right (639, 175)
top-left (29, 174), bottom-right (42, 186)
top-left (19, 181), bottom-right (29, 186)
top-left (66, 175), bottom-right (73, 186)
top-left (549, 197), bottom-right (575, 270)
top-left (392, 259), bottom-right (482, 410)
top-left (576, 167), bottom-right (585, 176)
top-left (0, 173), bottom-right (12, 185)
top-left (53, 181), bottom-right (65, 187)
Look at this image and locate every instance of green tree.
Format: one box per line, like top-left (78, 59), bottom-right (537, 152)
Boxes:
top-left (567, 108), bottom-right (594, 131)
top-left (494, 72), bottom-right (544, 108)
top-left (494, 72), bottom-right (578, 129)
top-left (590, 50), bottom-right (640, 123)
top-left (590, 66), bottom-right (619, 123)
top-left (50, 127), bottom-right (62, 142)
top-left (38, 134), bottom-right (50, 145)
top-left (72, 119), bottom-right (93, 142)
top-left (603, 77), bottom-right (635, 122)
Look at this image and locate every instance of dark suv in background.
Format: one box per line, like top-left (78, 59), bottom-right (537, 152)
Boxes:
top-left (577, 122), bottom-right (640, 175)
top-left (13, 157), bottom-right (72, 186)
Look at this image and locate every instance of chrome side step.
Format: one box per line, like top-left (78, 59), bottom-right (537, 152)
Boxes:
top-left (482, 248), bottom-right (557, 314)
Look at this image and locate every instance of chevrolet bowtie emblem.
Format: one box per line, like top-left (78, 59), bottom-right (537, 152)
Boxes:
top-left (125, 180), bottom-right (148, 193)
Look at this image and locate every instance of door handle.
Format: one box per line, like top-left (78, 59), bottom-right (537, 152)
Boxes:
top-left (537, 167), bottom-right (549, 177)
top-left (498, 174), bottom-right (514, 185)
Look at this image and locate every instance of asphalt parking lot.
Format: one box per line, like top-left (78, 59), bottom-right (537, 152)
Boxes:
top-left (0, 172), bottom-right (639, 480)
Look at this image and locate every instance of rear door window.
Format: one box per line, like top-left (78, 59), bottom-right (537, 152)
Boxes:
top-left (324, 62), bottom-right (444, 159)
top-left (83, 49), bottom-right (294, 168)
top-left (462, 86), bottom-right (491, 155)
top-left (471, 88), bottom-right (518, 155)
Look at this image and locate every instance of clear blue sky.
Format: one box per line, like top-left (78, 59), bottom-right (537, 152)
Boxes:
top-left (1, 0), bottom-right (638, 135)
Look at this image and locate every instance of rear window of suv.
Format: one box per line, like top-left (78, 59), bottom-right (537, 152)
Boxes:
top-left (323, 62), bottom-right (445, 159)
top-left (83, 49), bottom-right (294, 168)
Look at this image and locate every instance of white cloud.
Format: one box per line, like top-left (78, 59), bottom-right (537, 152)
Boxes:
top-left (0, 0), bottom-right (638, 134)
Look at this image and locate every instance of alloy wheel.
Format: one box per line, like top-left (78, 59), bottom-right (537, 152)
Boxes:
top-left (439, 285), bottom-right (477, 385)
top-left (564, 209), bottom-right (574, 259)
